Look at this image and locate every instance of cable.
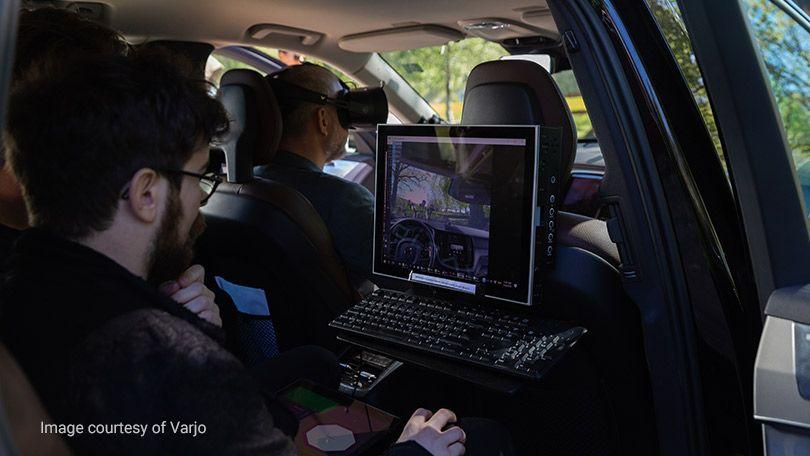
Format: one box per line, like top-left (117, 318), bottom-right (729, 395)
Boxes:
top-left (348, 355), bottom-right (373, 433)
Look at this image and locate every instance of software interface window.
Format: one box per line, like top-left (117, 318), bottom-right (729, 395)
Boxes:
top-left (374, 126), bottom-right (539, 305)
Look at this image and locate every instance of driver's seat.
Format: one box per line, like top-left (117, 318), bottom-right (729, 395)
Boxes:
top-left (197, 69), bottom-right (356, 356)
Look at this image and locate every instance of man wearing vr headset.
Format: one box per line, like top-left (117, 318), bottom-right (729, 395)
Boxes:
top-left (258, 63), bottom-right (388, 290)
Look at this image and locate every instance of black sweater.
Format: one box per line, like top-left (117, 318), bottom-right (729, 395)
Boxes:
top-left (0, 229), bottom-right (429, 456)
top-left (0, 229), bottom-right (296, 455)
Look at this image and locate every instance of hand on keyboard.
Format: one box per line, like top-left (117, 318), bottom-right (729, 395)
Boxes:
top-left (397, 408), bottom-right (466, 456)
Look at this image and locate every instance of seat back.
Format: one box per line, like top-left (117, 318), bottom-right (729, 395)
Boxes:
top-left (198, 69), bottom-right (355, 354)
top-left (461, 60), bottom-right (657, 453)
top-left (462, 60), bottom-right (577, 186)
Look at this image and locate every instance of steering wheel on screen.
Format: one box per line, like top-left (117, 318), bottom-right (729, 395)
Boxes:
top-left (388, 219), bottom-right (436, 268)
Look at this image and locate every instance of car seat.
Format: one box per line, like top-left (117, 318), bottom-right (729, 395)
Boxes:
top-left (197, 69), bottom-right (357, 359)
top-left (461, 59), bottom-right (657, 453)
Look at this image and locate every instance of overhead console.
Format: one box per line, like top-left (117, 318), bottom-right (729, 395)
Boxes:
top-left (457, 18), bottom-right (551, 41)
top-left (338, 25), bottom-right (463, 53)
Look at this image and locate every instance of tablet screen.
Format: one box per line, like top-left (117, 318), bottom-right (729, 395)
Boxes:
top-left (277, 380), bottom-right (398, 455)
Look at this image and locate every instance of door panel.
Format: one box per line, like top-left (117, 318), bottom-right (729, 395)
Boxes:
top-left (756, 313), bottom-right (810, 453)
top-left (755, 315), bottom-right (810, 429)
top-left (677, 0), bottom-right (810, 453)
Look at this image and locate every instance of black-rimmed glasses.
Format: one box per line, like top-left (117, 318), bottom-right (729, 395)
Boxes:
top-left (167, 170), bottom-right (222, 206)
top-left (121, 170), bottom-right (223, 207)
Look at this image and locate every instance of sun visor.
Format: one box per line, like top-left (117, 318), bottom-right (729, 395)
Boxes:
top-left (339, 25), bottom-right (463, 53)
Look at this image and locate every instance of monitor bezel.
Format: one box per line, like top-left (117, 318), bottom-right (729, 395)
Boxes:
top-left (372, 124), bottom-right (540, 307)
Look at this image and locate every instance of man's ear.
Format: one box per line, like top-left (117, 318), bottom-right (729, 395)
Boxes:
top-left (317, 107), bottom-right (330, 136)
top-left (125, 168), bottom-right (163, 224)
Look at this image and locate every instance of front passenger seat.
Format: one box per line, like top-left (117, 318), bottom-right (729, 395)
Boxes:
top-left (197, 69), bottom-right (356, 358)
top-left (461, 60), bottom-right (657, 453)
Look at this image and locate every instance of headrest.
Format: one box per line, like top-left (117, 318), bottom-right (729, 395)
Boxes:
top-left (143, 41), bottom-right (214, 79)
top-left (461, 60), bottom-right (577, 186)
top-left (217, 69), bottom-right (282, 183)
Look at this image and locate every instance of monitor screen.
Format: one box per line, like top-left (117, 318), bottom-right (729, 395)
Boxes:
top-left (373, 125), bottom-right (539, 306)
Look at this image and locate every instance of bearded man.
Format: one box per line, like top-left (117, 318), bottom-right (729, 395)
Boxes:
top-left (0, 49), bottom-right (246, 453)
top-left (0, 50), bottom-right (469, 456)
top-left (256, 64), bottom-right (375, 289)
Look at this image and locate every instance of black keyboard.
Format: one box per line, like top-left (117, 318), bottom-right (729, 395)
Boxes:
top-left (330, 289), bottom-right (587, 381)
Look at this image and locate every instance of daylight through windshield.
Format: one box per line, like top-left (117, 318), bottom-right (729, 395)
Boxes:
top-left (381, 38), bottom-right (596, 140)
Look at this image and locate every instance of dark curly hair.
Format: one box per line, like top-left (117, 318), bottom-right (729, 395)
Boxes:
top-left (13, 8), bottom-right (130, 83)
top-left (1, 8), bottom-right (130, 167)
top-left (4, 50), bottom-right (230, 239)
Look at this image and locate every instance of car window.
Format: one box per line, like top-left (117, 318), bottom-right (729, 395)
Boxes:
top-left (551, 69), bottom-right (595, 141)
top-left (381, 41), bottom-right (595, 142)
top-left (742, 0), bottom-right (810, 219)
top-left (253, 47), bottom-right (358, 87)
top-left (646, 0), bottom-right (727, 175)
top-left (381, 38), bottom-right (508, 123)
top-left (206, 52), bottom-right (267, 87)
top-left (502, 55), bottom-right (596, 142)
top-left (208, 48), bottom-right (354, 87)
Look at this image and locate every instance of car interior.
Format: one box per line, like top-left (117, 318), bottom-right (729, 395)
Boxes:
top-left (197, 7), bottom-right (654, 451)
top-left (0, 1), bottom-right (658, 454)
top-left (6, 0), bottom-right (803, 454)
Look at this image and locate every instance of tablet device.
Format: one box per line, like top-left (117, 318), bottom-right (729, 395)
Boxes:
top-left (276, 380), bottom-right (399, 455)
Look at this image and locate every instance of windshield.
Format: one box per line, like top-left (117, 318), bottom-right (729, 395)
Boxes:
top-left (381, 39), bottom-right (595, 140)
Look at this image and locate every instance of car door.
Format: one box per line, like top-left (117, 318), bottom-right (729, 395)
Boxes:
top-left (677, 0), bottom-right (810, 453)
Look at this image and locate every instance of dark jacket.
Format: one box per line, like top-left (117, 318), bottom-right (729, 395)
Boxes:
top-left (254, 151), bottom-right (374, 288)
top-left (0, 229), bottom-right (429, 456)
top-left (0, 229), bottom-right (296, 455)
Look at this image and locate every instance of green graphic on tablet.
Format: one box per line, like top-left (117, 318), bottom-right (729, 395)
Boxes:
top-left (277, 380), bottom-right (398, 455)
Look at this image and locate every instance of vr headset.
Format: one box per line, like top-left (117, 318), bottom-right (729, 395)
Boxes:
top-left (267, 65), bottom-right (388, 130)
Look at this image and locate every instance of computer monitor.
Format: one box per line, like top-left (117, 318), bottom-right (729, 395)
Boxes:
top-left (373, 125), bottom-right (562, 307)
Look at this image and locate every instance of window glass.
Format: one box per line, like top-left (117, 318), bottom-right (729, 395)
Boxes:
top-left (208, 48), bottom-right (358, 88)
top-left (646, 0), bottom-right (727, 172)
top-left (255, 47), bottom-right (357, 86)
top-left (206, 52), bottom-right (266, 87)
top-left (552, 70), bottom-right (595, 141)
top-left (381, 38), bottom-right (509, 122)
top-left (743, 0), bottom-right (810, 219)
top-left (382, 41), bottom-right (595, 141)
top-left (503, 55), bottom-right (596, 141)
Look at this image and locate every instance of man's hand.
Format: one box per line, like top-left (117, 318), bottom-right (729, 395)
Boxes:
top-left (159, 265), bottom-right (222, 327)
top-left (396, 408), bottom-right (466, 456)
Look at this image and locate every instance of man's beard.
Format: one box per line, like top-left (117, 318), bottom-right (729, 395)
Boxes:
top-left (146, 192), bottom-right (206, 286)
top-left (325, 132), bottom-right (346, 162)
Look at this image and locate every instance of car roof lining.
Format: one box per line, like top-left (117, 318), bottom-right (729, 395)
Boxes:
top-left (29, 0), bottom-right (558, 75)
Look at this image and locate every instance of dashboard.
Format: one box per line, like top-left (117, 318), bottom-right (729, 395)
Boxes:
top-left (385, 218), bottom-right (489, 278)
